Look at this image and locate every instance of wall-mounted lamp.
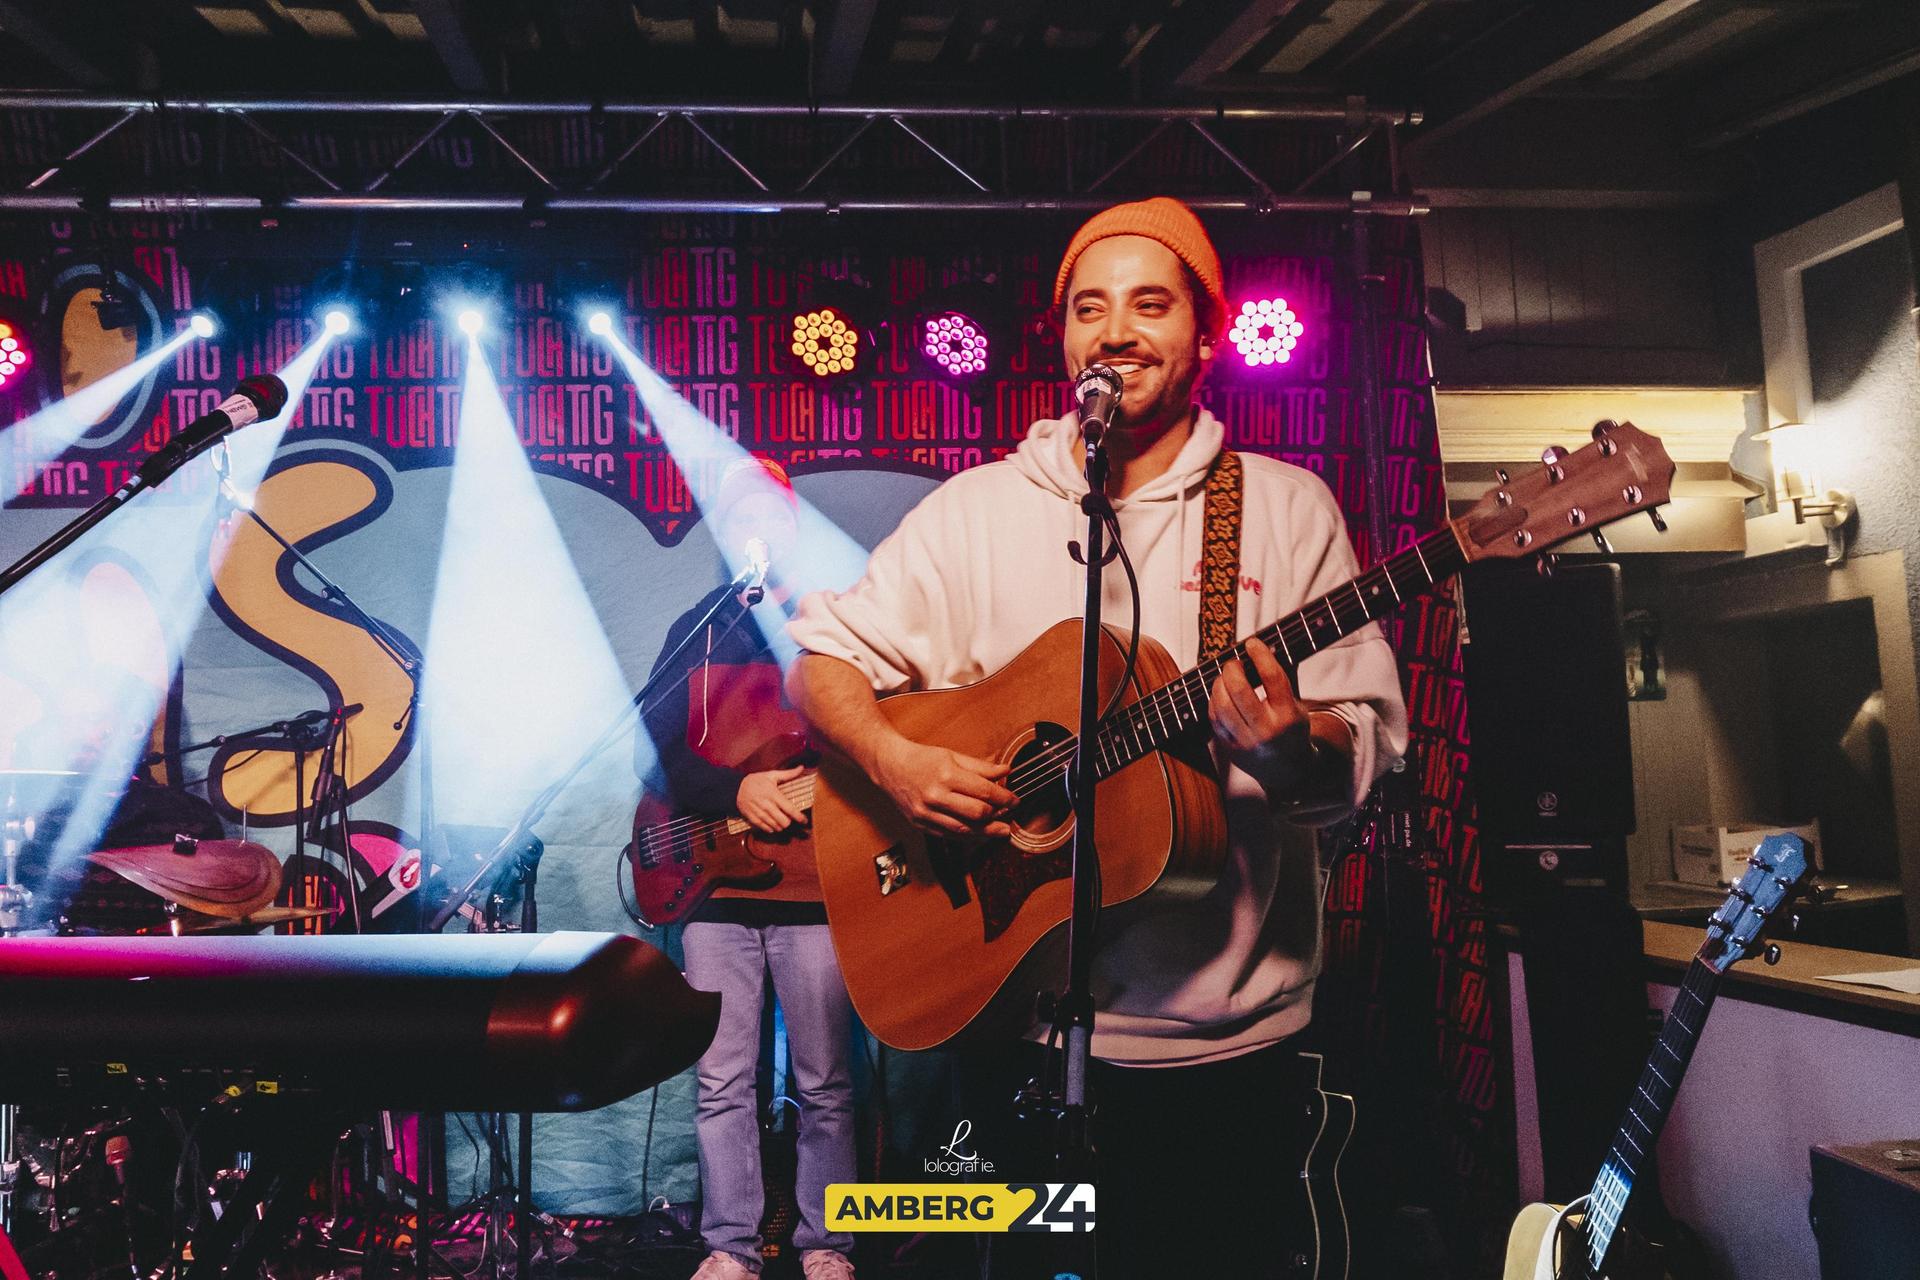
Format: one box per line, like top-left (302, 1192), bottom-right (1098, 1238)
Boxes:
top-left (1756, 421), bottom-right (1855, 564)
top-left (1755, 422), bottom-right (1855, 526)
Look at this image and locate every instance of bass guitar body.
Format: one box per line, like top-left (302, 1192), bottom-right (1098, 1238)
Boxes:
top-left (628, 734), bottom-right (812, 927)
top-left (813, 619), bottom-right (1226, 1050)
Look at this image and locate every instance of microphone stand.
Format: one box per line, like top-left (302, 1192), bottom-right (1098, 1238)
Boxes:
top-left (211, 467), bottom-right (445, 1275)
top-left (0, 387), bottom-right (280, 598)
top-left (427, 563), bottom-right (764, 1277)
top-left (1053, 421), bottom-right (1110, 1183)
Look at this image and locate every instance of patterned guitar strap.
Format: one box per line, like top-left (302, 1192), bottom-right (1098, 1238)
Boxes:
top-left (1199, 448), bottom-right (1244, 665)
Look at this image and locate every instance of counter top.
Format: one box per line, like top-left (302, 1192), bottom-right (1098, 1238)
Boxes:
top-left (1644, 920), bottom-right (1920, 1028)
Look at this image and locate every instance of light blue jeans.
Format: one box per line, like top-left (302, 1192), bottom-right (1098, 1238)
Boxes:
top-left (681, 920), bottom-right (856, 1266)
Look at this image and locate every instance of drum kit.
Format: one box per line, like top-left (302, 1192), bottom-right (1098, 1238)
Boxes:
top-left (1, 770), bottom-right (336, 938)
top-left (0, 767), bottom-right (335, 1277)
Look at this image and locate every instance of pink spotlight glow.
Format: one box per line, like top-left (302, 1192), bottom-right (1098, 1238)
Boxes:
top-left (921, 311), bottom-right (989, 378)
top-left (1228, 297), bottom-right (1306, 368)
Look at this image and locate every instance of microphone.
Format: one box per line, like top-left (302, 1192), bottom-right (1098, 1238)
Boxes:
top-left (136, 374), bottom-right (289, 484)
top-left (740, 536), bottom-right (771, 604)
top-left (1074, 363), bottom-right (1124, 444)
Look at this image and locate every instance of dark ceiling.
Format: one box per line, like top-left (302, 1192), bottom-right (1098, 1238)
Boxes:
top-left (0, 0), bottom-right (1915, 201)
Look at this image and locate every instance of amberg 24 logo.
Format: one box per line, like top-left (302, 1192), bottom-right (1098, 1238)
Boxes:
top-left (825, 1182), bottom-right (1095, 1234)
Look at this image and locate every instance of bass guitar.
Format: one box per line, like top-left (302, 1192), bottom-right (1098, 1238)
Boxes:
top-left (1502, 833), bottom-right (1811, 1279)
top-left (625, 736), bottom-right (817, 927)
top-left (813, 420), bottom-right (1676, 1049)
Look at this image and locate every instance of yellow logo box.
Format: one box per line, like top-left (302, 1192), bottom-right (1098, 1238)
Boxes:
top-left (825, 1183), bottom-right (1095, 1234)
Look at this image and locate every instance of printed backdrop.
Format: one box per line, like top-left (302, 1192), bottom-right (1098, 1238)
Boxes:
top-left (0, 138), bottom-right (1501, 1261)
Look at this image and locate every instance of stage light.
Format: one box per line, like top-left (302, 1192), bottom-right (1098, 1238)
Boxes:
top-left (189, 312), bottom-right (218, 339)
top-left (921, 311), bottom-right (989, 379)
top-left (92, 286), bottom-right (140, 331)
top-left (791, 306), bottom-right (860, 377)
top-left (323, 308), bottom-right (352, 335)
top-left (0, 320), bottom-right (31, 391)
top-left (1229, 298), bottom-right (1306, 367)
top-left (587, 311), bottom-right (613, 336)
top-left (457, 308), bottom-right (484, 338)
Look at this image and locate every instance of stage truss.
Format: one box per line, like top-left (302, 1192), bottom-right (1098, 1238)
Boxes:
top-left (0, 94), bottom-right (1425, 217)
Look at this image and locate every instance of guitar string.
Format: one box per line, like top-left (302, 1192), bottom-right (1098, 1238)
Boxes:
top-left (1587, 956), bottom-right (1722, 1255)
top-left (642, 532), bottom-right (1458, 862)
top-left (638, 777), bottom-right (820, 865)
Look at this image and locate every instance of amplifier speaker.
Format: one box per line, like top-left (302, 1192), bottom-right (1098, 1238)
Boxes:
top-left (1463, 560), bottom-right (1635, 844)
top-left (1811, 1141), bottom-right (1920, 1280)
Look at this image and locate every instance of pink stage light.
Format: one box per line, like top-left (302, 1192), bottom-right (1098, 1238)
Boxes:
top-left (0, 320), bottom-right (30, 390)
top-left (921, 311), bottom-right (989, 379)
top-left (1228, 297), bottom-right (1305, 367)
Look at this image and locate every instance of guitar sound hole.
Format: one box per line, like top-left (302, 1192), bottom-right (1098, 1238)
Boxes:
top-left (1007, 723), bottom-right (1073, 844)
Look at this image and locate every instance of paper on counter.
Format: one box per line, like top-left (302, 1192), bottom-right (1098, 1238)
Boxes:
top-left (1817, 968), bottom-right (1920, 995)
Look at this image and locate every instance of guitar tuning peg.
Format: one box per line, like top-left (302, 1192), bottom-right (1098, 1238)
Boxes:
top-left (1764, 943), bottom-right (1782, 966)
top-left (1535, 552), bottom-right (1557, 579)
top-left (1494, 467), bottom-right (1510, 484)
top-left (1646, 507), bottom-right (1668, 534)
top-left (1540, 446), bottom-right (1568, 483)
top-left (1591, 529), bottom-right (1612, 554)
top-left (1590, 421), bottom-right (1618, 455)
top-left (1591, 420), bottom-right (1619, 440)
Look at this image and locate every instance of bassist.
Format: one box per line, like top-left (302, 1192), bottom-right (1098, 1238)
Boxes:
top-left (640, 456), bottom-right (858, 1280)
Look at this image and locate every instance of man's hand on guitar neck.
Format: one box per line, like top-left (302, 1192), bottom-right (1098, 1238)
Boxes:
top-left (1210, 637), bottom-right (1353, 807)
top-left (737, 766), bottom-right (810, 834)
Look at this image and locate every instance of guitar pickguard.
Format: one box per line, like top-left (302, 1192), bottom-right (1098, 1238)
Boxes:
top-left (967, 840), bottom-right (1071, 943)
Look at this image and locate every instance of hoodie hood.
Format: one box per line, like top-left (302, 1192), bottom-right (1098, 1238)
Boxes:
top-left (1011, 407), bottom-right (1226, 505)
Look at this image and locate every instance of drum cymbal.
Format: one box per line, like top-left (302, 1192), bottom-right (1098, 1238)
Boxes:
top-left (165, 904), bottom-right (336, 934)
top-left (88, 838), bottom-right (282, 920)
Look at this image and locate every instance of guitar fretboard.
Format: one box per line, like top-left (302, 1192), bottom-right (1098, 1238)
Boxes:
top-left (1584, 956), bottom-right (1722, 1272)
top-left (1085, 522), bottom-right (1469, 781)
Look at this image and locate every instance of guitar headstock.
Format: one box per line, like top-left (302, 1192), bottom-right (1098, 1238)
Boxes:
top-left (1700, 833), bottom-right (1811, 974)
top-left (1454, 420), bottom-right (1675, 563)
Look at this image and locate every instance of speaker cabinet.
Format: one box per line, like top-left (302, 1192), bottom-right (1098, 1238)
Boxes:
top-left (1463, 560), bottom-right (1635, 845)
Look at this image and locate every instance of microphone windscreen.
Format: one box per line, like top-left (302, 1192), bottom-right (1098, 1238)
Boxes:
top-left (236, 374), bottom-right (290, 420)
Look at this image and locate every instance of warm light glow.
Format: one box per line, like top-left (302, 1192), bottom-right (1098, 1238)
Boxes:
top-left (1756, 421), bottom-right (1817, 497)
top-left (189, 313), bottom-right (217, 338)
top-left (457, 308), bottom-right (484, 337)
top-left (790, 307), bottom-right (860, 377)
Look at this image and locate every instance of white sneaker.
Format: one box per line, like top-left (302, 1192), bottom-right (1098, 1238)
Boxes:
top-left (801, 1250), bottom-right (856, 1280)
top-left (690, 1250), bottom-right (759, 1280)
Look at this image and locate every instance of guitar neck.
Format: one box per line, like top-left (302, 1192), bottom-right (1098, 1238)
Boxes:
top-left (1583, 957), bottom-right (1723, 1273)
top-left (1086, 522), bottom-right (1470, 780)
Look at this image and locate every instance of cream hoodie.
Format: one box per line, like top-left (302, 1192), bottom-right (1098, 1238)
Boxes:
top-left (788, 408), bottom-right (1409, 1065)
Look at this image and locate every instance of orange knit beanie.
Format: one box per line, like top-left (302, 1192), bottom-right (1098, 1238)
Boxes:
top-left (1053, 196), bottom-right (1227, 333)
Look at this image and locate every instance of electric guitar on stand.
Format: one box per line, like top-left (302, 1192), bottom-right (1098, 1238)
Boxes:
top-left (1503, 833), bottom-right (1811, 1279)
top-left (812, 420), bottom-right (1677, 1050)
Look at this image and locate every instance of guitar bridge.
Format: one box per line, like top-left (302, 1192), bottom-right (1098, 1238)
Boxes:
top-left (874, 850), bottom-right (910, 895)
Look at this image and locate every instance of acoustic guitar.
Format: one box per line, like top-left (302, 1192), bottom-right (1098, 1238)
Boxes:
top-left (1503, 833), bottom-right (1810, 1278)
top-left (812, 420), bottom-right (1676, 1049)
